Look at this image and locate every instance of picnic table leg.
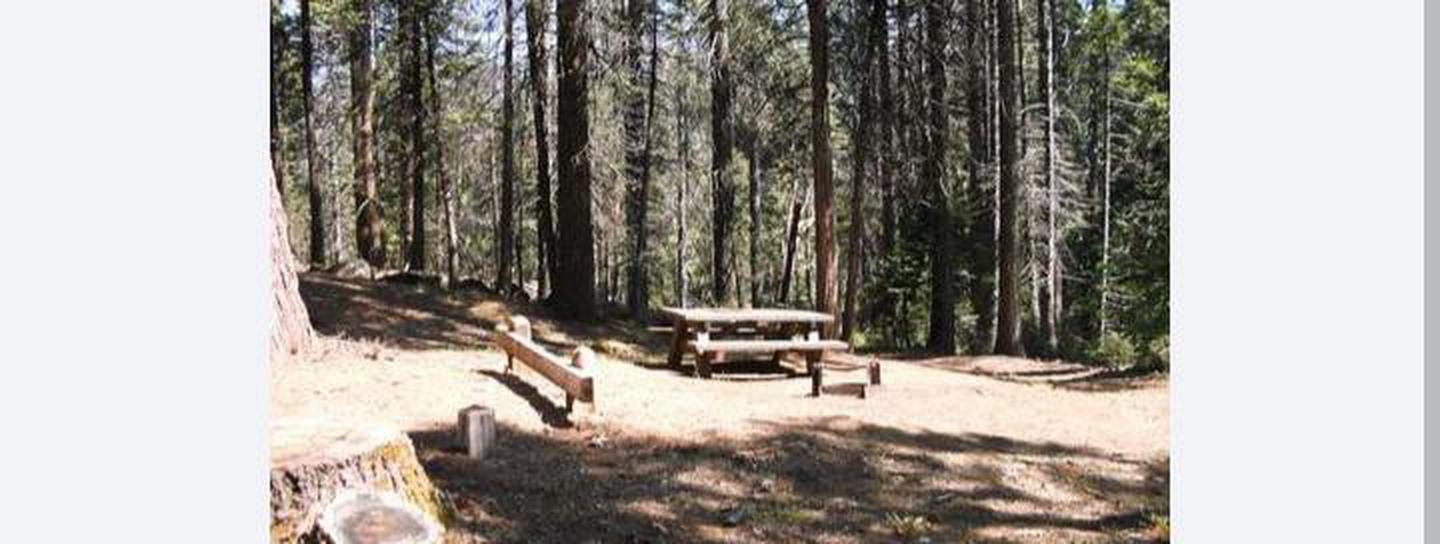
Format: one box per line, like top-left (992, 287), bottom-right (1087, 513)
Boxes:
top-left (770, 323), bottom-right (797, 366)
top-left (809, 352), bottom-right (823, 397)
top-left (697, 352), bottom-right (714, 379)
top-left (668, 318), bottom-right (688, 368)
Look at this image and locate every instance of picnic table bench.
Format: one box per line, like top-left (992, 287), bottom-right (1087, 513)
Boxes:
top-left (660, 307), bottom-right (852, 393)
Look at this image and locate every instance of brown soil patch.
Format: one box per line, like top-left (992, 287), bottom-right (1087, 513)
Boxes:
top-left (275, 273), bottom-right (1170, 543)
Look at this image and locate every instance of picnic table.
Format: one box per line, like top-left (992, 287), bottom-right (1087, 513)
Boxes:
top-left (660, 307), bottom-right (849, 380)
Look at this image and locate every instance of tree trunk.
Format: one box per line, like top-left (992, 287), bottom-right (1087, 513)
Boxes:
top-left (1037, 0), bottom-right (1059, 354)
top-left (1099, 35), bottom-right (1113, 341)
top-left (300, 0), bottom-right (326, 268)
top-left (965, 0), bottom-right (997, 354)
top-left (842, 0), bottom-right (885, 343)
top-left (555, 0), bottom-right (596, 319)
top-left (270, 2), bottom-right (287, 202)
top-left (269, 420), bottom-right (447, 543)
top-left (624, 0), bottom-right (656, 318)
top-left (270, 171), bottom-right (314, 363)
top-left (640, 1), bottom-right (659, 309)
top-left (403, 0), bottom-right (428, 272)
top-left (426, 10), bottom-right (459, 286)
top-left (877, 0), bottom-right (896, 259)
top-left (806, 0), bottom-right (838, 336)
top-left (922, 0), bottom-right (957, 353)
top-left (349, 0), bottom-right (385, 269)
top-left (779, 171), bottom-right (807, 305)
top-left (746, 133), bottom-right (761, 308)
top-left (994, 0), bottom-right (1024, 355)
top-left (496, 0), bottom-right (516, 292)
top-left (709, 0), bottom-right (736, 306)
top-left (675, 77), bottom-right (690, 308)
top-left (525, 0), bottom-right (557, 299)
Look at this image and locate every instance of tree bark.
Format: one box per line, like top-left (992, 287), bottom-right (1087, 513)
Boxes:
top-left (1099, 31), bottom-right (1113, 341)
top-left (624, 0), bottom-right (656, 318)
top-left (426, 9), bottom-right (459, 286)
top-left (994, 0), bottom-right (1024, 355)
top-left (709, 0), bottom-right (737, 306)
top-left (876, 0), bottom-right (896, 259)
top-left (349, 0), bottom-right (385, 269)
top-left (270, 170), bottom-right (314, 363)
top-left (300, 0), bottom-right (326, 268)
top-left (270, 1), bottom-right (287, 202)
top-left (965, 0), bottom-right (997, 354)
top-left (269, 421), bottom-right (447, 543)
top-left (525, 0), bottom-right (557, 299)
top-left (555, 0), bottom-right (596, 319)
top-left (806, 0), bottom-right (838, 336)
top-left (923, 0), bottom-right (957, 353)
top-left (746, 132), bottom-right (761, 308)
top-left (675, 76), bottom-right (690, 308)
top-left (1037, 0), bottom-right (1060, 354)
top-left (842, 0), bottom-right (886, 343)
top-left (779, 172), bottom-right (807, 305)
top-left (403, 0), bottom-right (428, 272)
top-left (497, 0), bottom-right (516, 291)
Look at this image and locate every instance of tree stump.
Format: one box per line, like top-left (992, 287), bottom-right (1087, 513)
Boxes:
top-left (456, 405), bottom-right (496, 460)
top-left (270, 418), bottom-right (447, 543)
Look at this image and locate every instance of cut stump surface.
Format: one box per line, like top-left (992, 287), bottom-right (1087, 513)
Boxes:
top-left (270, 418), bottom-right (447, 543)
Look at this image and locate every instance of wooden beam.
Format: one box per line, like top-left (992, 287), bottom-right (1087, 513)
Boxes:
top-left (493, 317), bottom-right (594, 404)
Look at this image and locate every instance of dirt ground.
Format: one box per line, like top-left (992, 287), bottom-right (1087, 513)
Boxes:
top-left (274, 273), bottom-right (1169, 543)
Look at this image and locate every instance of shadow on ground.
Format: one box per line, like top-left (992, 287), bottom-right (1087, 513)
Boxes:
top-left (300, 272), bottom-right (670, 358)
top-left (410, 419), bottom-right (1169, 543)
top-left (894, 354), bottom-right (1168, 393)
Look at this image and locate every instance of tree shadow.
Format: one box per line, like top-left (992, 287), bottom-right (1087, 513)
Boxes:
top-left (476, 370), bottom-right (575, 429)
top-left (894, 354), bottom-right (1167, 393)
top-left (300, 273), bottom-right (494, 350)
top-left (406, 418), bottom-right (1169, 543)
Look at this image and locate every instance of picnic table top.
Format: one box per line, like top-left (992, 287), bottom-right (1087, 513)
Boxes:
top-left (659, 307), bottom-right (835, 325)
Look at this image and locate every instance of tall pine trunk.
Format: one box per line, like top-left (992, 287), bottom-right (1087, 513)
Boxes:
top-left (877, 0), bottom-right (896, 258)
top-left (350, 0), bottom-right (385, 268)
top-left (923, 0), bottom-right (957, 353)
top-left (745, 132), bottom-right (762, 308)
top-left (300, 0), bottom-right (326, 268)
top-left (640, 1), bottom-right (660, 311)
top-left (806, 0), bottom-right (838, 334)
top-left (525, 0), bottom-right (556, 299)
top-left (965, 0), bottom-right (997, 354)
top-left (843, 0), bottom-right (886, 342)
top-left (425, 10), bottom-right (458, 285)
top-left (709, 0), bottom-right (736, 305)
top-left (403, 0), bottom-right (427, 272)
top-left (1099, 34), bottom-right (1113, 341)
top-left (270, 2), bottom-right (287, 202)
top-left (555, 0), bottom-right (596, 319)
top-left (779, 172), bottom-right (807, 304)
top-left (624, 0), bottom-right (655, 318)
top-left (994, 0), bottom-right (1024, 355)
top-left (1037, 0), bottom-right (1060, 354)
top-left (498, 0), bottom-right (516, 291)
top-left (675, 77), bottom-right (690, 307)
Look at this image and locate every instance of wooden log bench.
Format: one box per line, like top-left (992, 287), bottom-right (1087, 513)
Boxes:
top-left (491, 315), bottom-right (596, 412)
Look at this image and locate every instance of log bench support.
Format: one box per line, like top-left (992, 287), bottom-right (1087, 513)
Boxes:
top-left (493, 315), bottom-right (596, 413)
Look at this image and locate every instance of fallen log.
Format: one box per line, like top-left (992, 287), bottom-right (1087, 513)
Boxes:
top-left (270, 418), bottom-right (448, 543)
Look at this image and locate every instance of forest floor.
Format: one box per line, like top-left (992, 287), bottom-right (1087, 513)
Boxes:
top-left (273, 272), bottom-right (1169, 544)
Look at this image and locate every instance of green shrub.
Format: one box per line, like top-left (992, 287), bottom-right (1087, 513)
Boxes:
top-left (1148, 334), bottom-right (1170, 370)
top-left (1090, 331), bottom-right (1138, 368)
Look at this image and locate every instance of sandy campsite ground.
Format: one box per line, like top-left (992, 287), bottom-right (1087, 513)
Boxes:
top-left (274, 273), bottom-right (1169, 543)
